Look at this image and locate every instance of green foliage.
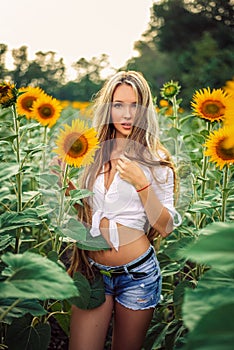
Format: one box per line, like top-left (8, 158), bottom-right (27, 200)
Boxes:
top-left (0, 252), bottom-right (77, 300)
top-left (126, 0), bottom-right (234, 106)
top-left (181, 222), bottom-right (234, 349)
top-left (0, 101), bottom-right (105, 348)
top-left (5, 314), bottom-right (51, 350)
top-left (143, 85), bottom-right (234, 349)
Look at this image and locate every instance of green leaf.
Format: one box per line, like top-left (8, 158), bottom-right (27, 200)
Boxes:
top-left (62, 218), bottom-right (87, 241)
top-left (68, 272), bottom-right (91, 309)
top-left (184, 303), bottom-right (234, 350)
top-left (0, 134), bottom-right (17, 143)
top-left (49, 300), bottom-right (71, 335)
top-left (20, 122), bottom-right (41, 131)
top-left (0, 252), bottom-right (77, 300)
top-left (0, 209), bottom-right (45, 233)
top-left (0, 234), bottom-right (13, 251)
top-left (70, 188), bottom-right (93, 201)
top-left (173, 280), bottom-right (194, 319)
top-left (69, 271), bottom-right (105, 310)
top-left (0, 298), bottom-right (46, 324)
top-left (75, 228), bottom-right (110, 251)
top-left (6, 315), bottom-right (51, 350)
top-left (88, 271), bottom-right (105, 309)
top-left (183, 269), bottom-right (234, 331)
top-left (0, 163), bottom-right (19, 181)
top-left (164, 236), bottom-right (196, 260)
top-left (182, 222), bottom-right (234, 271)
top-left (68, 166), bottom-right (83, 179)
top-left (37, 173), bottom-right (59, 188)
top-left (24, 144), bottom-right (45, 155)
top-left (188, 200), bottom-right (220, 215)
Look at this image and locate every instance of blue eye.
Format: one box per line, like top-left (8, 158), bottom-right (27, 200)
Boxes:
top-left (112, 102), bottom-right (122, 109)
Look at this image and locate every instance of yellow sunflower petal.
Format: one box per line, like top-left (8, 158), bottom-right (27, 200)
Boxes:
top-left (16, 86), bottom-right (45, 119)
top-left (204, 127), bottom-right (234, 169)
top-left (223, 78), bottom-right (234, 97)
top-left (191, 87), bottom-right (234, 123)
top-left (32, 95), bottom-right (62, 127)
top-left (53, 119), bottom-right (99, 167)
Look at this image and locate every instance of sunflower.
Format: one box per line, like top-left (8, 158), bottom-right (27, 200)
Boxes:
top-left (54, 119), bottom-right (99, 167)
top-left (32, 95), bottom-right (62, 127)
top-left (0, 81), bottom-right (17, 108)
top-left (160, 81), bottom-right (181, 99)
top-left (191, 87), bottom-right (234, 123)
top-left (16, 86), bottom-right (45, 119)
top-left (159, 99), bottom-right (169, 108)
top-left (223, 78), bottom-right (234, 97)
top-left (204, 127), bottom-right (234, 169)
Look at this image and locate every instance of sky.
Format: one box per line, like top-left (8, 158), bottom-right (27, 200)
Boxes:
top-left (1, 0), bottom-right (155, 79)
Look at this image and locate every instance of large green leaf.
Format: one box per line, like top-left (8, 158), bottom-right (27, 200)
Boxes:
top-left (6, 315), bottom-right (51, 350)
top-left (0, 208), bottom-right (45, 233)
top-left (0, 298), bottom-right (46, 324)
top-left (184, 303), bottom-right (234, 350)
top-left (37, 173), bottom-right (60, 188)
top-left (182, 222), bottom-right (234, 271)
top-left (75, 228), bottom-right (110, 251)
top-left (61, 217), bottom-right (87, 241)
top-left (183, 269), bottom-right (234, 331)
top-left (0, 163), bottom-right (19, 181)
top-left (88, 271), bottom-right (105, 309)
top-left (173, 280), bottom-right (194, 319)
top-left (68, 272), bottom-right (91, 309)
top-left (69, 271), bottom-right (105, 309)
top-left (70, 188), bottom-right (93, 203)
top-left (164, 236), bottom-right (196, 260)
top-left (0, 252), bottom-right (77, 300)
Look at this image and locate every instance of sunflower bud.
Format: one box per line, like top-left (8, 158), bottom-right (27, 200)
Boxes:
top-left (0, 82), bottom-right (18, 108)
top-left (160, 81), bottom-right (181, 99)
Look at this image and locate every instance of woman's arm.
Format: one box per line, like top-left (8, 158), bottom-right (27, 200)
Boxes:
top-left (116, 157), bottom-right (174, 237)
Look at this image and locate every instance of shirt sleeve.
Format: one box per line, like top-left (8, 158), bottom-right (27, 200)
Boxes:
top-left (151, 165), bottom-right (182, 226)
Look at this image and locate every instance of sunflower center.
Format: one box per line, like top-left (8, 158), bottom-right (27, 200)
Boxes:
top-left (216, 138), bottom-right (234, 161)
top-left (201, 100), bottom-right (225, 120)
top-left (65, 133), bottom-right (89, 158)
top-left (22, 96), bottom-right (37, 111)
top-left (39, 105), bottom-right (54, 119)
top-left (0, 86), bottom-right (9, 97)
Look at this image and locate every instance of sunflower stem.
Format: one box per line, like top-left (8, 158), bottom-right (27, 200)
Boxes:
top-left (56, 163), bottom-right (69, 253)
top-left (201, 122), bottom-right (211, 198)
top-left (171, 96), bottom-right (180, 162)
top-left (42, 125), bottom-right (48, 171)
top-left (221, 164), bottom-right (229, 222)
top-left (12, 104), bottom-right (23, 253)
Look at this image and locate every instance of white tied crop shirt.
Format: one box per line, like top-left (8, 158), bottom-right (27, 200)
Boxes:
top-left (90, 163), bottom-right (182, 251)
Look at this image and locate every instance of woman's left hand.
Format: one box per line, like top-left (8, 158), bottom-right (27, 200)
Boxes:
top-left (116, 156), bottom-right (148, 189)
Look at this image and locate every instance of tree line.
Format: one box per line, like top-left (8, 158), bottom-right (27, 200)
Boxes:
top-left (0, 0), bottom-right (233, 105)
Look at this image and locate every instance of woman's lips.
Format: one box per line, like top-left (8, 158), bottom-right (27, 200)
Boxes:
top-left (121, 123), bottom-right (132, 129)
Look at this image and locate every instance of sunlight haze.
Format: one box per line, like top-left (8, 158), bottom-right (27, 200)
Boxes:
top-left (1, 0), bottom-right (155, 79)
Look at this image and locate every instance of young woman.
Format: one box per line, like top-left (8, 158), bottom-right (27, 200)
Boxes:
top-left (68, 71), bottom-right (181, 350)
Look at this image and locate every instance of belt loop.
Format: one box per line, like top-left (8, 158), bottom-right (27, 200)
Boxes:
top-left (123, 265), bottom-right (129, 274)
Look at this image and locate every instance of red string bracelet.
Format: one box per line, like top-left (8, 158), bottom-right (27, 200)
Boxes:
top-left (136, 183), bottom-right (151, 192)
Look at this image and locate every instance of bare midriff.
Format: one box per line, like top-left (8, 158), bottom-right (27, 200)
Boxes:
top-left (88, 217), bottom-right (151, 266)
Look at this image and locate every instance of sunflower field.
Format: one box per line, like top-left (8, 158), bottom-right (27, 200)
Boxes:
top-left (0, 79), bottom-right (234, 349)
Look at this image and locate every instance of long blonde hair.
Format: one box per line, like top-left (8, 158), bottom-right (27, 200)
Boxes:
top-left (68, 71), bottom-right (175, 278)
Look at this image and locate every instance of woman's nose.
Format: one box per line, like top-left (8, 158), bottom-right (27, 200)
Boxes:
top-left (123, 106), bottom-right (132, 119)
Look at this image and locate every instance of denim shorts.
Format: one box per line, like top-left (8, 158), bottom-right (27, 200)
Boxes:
top-left (88, 245), bottom-right (162, 310)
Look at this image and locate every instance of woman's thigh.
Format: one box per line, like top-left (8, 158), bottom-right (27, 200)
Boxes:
top-left (69, 295), bottom-right (114, 350)
top-left (112, 301), bottom-right (154, 350)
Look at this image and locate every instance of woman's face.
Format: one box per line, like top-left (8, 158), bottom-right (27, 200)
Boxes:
top-left (111, 84), bottom-right (137, 138)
